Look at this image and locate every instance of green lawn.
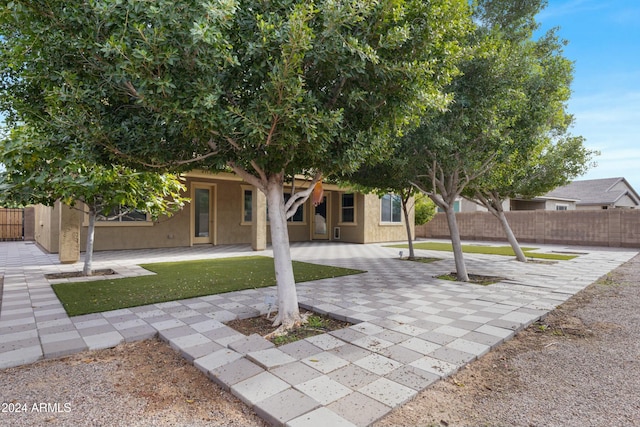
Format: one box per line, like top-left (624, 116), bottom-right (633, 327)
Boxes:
top-left (53, 256), bottom-right (364, 316)
top-left (388, 241), bottom-right (577, 260)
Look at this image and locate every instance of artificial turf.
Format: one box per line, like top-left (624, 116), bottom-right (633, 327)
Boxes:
top-left (53, 255), bottom-right (364, 316)
top-left (388, 241), bottom-right (577, 260)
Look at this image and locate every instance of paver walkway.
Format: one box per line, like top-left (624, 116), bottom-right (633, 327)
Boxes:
top-left (1, 240), bottom-right (637, 426)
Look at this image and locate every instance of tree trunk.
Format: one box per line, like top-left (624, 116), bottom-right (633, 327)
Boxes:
top-left (496, 209), bottom-right (527, 262)
top-left (401, 197), bottom-right (415, 259)
top-left (444, 206), bottom-right (469, 281)
top-left (265, 176), bottom-right (303, 330)
top-left (83, 209), bottom-right (97, 276)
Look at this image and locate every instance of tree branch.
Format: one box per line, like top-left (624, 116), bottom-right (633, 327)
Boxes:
top-left (284, 171), bottom-right (322, 219)
top-left (227, 161), bottom-right (266, 191)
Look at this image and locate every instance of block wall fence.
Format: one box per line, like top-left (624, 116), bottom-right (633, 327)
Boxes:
top-left (416, 210), bottom-right (640, 248)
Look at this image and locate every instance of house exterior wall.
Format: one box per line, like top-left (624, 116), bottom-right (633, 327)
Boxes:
top-left (546, 200), bottom-right (576, 210)
top-left (327, 191), bottom-right (365, 243)
top-left (362, 194), bottom-right (413, 243)
top-left (613, 194), bottom-right (637, 208)
top-left (33, 203), bottom-right (59, 253)
top-left (37, 174), bottom-right (415, 254)
top-left (511, 199), bottom-right (546, 210)
top-left (574, 193), bottom-right (638, 210)
top-left (417, 210), bottom-right (640, 248)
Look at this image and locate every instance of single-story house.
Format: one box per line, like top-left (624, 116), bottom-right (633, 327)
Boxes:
top-left (453, 177), bottom-right (639, 212)
top-left (509, 195), bottom-right (579, 211)
top-left (33, 171), bottom-right (414, 262)
top-left (541, 177), bottom-right (640, 210)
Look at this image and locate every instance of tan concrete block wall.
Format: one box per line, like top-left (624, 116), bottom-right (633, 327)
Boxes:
top-left (417, 210), bottom-right (640, 248)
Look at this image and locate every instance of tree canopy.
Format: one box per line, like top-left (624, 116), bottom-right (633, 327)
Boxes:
top-left (0, 124), bottom-right (186, 275)
top-left (405, 0), bottom-right (583, 280)
top-left (1, 0), bottom-right (472, 330)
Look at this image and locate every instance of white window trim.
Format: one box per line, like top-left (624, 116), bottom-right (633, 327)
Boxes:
top-left (380, 193), bottom-right (403, 225)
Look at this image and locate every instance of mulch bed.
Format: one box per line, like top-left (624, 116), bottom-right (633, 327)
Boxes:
top-left (226, 310), bottom-right (352, 346)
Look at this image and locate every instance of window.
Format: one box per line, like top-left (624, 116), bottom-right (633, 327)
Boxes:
top-left (340, 193), bottom-right (355, 223)
top-left (98, 206), bottom-right (148, 222)
top-left (555, 204), bottom-right (568, 211)
top-left (381, 194), bottom-right (402, 223)
top-left (242, 189), bottom-right (304, 223)
top-left (243, 188), bottom-right (253, 223)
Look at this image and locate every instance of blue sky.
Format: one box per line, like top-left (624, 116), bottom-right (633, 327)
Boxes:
top-left (536, 0), bottom-right (640, 191)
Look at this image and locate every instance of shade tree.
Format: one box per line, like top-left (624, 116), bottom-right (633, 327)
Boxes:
top-left (1, 0), bottom-right (471, 331)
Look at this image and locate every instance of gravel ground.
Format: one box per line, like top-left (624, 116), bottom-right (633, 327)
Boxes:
top-left (1, 254), bottom-right (639, 427)
top-left (0, 340), bottom-right (266, 427)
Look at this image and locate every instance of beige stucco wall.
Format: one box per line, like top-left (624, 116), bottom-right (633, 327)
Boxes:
top-left (33, 203), bottom-right (59, 253)
top-left (328, 191), bottom-right (365, 243)
top-left (35, 174), bottom-right (415, 254)
top-left (362, 194), bottom-right (413, 243)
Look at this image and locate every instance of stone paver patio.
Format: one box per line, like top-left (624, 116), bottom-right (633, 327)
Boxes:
top-left (1, 240), bottom-right (637, 426)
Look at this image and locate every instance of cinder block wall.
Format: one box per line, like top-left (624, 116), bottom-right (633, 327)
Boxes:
top-left (416, 210), bottom-right (640, 248)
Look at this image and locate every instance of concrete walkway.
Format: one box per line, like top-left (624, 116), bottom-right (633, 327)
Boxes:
top-left (1, 240), bottom-right (637, 426)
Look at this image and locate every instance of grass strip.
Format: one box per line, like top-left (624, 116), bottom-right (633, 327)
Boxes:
top-left (53, 256), bottom-right (364, 316)
top-left (388, 242), bottom-right (577, 260)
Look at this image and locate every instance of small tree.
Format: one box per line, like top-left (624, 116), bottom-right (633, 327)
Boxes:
top-left (414, 193), bottom-right (437, 228)
top-left (0, 126), bottom-right (186, 275)
top-left (465, 136), bottom-right (597, 262)
top-left (408, 0), bottom-right (579, 280)
top-left (345, 145), bottom-right (436, 259)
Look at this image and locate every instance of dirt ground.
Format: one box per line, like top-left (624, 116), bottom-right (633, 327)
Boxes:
top-left (2, 254), bottom-right (639, 427)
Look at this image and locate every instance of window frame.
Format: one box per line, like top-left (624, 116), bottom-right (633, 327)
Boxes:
top-left (90, 205), bottom-right (153, 227)
top-left (240, 189), bottom-right (307, 225)
top-left (380, 193), bottom-right (402, 224)
top-left (241, 185), bottom-right (253, 225)
top-left (339, 192), bottom-right (357, 225)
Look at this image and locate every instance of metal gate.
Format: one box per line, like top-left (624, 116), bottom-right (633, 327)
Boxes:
top-left (0, 208), bottom-right (24, 241)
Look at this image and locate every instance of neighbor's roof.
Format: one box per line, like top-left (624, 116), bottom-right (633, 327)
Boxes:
top-left (545, 177), bottom-right (640, 206)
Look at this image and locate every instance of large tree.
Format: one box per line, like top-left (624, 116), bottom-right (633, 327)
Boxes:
top-left (0, 125), bottom-right (186, 276)
top-left (1, 0), bottom-right (471, 331)
top-left (407, 0), bottom-right (578, 280)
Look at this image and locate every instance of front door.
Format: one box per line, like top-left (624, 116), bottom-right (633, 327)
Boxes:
top-left (313, 193), bottom-right (330, 240)
top-left (192, 185), bottom-right (215, 245)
